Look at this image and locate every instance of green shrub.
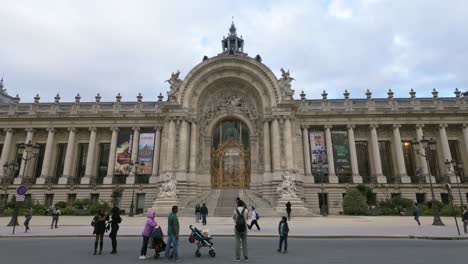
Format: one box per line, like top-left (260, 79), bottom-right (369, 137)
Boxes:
top-left (343, 189), bottom-right (368, 215)
top-left (89, 200), bottom-right (110, 215)
top-left (3, 208), bottom-right (13, 216)
top-left (377, 197), bottom-right (415, 215)
top-left (60, 207), bottom-right (75, 215)
top-left (72, 199), bottom-right (91, 210)
top-left (355, 184), bottom-right (376, 206)
top-left (55, 201), bottom-right (67, 209)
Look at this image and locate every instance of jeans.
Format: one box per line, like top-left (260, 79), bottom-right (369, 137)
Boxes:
top-left (195, 213), bottom-right (200, 222)
top-left (279, 235), bottom-right (288, 251)
top-left (248, 220), bottom-right (260, 230)
top-left (414, 216), bottom-right (421, 226)
top-left (464, 220), bottom-right (467, 234)
top-left (24, 217), bottom-right (31, 230)
top-left (202, 214), bottom-right (207, 225)
top-left (235, 230), bottom-right (248, 259)
top-left (140, 236), bottom-right (150, 256)
top-left (51, 216), bottom-right (59, 228)
top-left (165, 234), bottom-right (179, 258)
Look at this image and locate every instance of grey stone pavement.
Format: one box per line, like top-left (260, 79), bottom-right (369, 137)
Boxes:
top-left (0, 237), bottom-right (467, 264)
top-left (1, 215), bottom-right (467, 239)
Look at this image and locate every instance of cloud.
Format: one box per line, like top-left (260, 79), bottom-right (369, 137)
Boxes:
top-left (0, 0), bottom-right (467, 102)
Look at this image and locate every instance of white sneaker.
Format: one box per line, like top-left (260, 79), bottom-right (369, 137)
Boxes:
top-left (139, 255), bottom-right (146, 260)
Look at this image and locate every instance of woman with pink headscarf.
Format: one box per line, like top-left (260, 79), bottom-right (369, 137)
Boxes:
top-left (139, 210), bottom-right (157, 259)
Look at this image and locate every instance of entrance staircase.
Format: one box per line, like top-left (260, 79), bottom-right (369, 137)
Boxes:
top-left (213, 189), bottom-right (280, 217)
top-left (178, 190), bottom-right (221, 217)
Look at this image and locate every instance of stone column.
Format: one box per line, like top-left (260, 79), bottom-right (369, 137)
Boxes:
top-left (126, 127), bottom-right (140, 184)
top-left (347, 125), bottom-right (362, 183)
top-left (37, 128), bottom-right (56, 184)
top-left (284, 119), bottom-right (294, 170)
top-left (150, 126), bottom-right (163, 182)
top-left (16, 128), bottom-right (35, 184)
top-left (166, 120), bottom-right (176, 172)
top-left (393, 125), bottom-right (411, 183)
top-left (271, 119), bottom-right (281, 171)
top-left (439, 124), bottom-right (456, 182)
top-left (0, 128), bottom-right (14, 178)
top-left (178, 120), bottom-right (189, 172)
top-left (463, 124), bottom-right (468, 178)
top-left (188, 123), bottom-right (197, 173)
top-left (325, 125), bottom-right (338, 183)
top-left (302, 127), bottom-right (311, 176)
top-left (81, 127), bottom-right (97, 184)
top-left (415, 125), bottom-right (432, 183)
top-left (103, 127), bottom-right (119, 184)
top-left (59, 128), bottom-right (76, 184)
top-left (369, 125), bottom-right (386, 183)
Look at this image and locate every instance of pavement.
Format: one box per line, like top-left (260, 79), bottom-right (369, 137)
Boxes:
top-left (1, 215), bottom-right (467, 239)
top-left (1, 237), bottom-right (467, 264)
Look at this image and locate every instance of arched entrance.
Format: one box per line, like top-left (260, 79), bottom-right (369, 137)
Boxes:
top-left (211, 119), bottom-right (250, 189)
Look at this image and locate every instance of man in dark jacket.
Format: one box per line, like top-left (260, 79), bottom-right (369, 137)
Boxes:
top-left (286, 201), bottom-right (292, 220)
top-left (200, 203), bottom-right (208, 226)
top-left (462, 205), bottom-right (468, 234)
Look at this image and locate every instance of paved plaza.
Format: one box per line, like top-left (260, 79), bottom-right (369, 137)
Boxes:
top-left (0, 237), bottom-right (467, 264)
top-left (0, 216), bottom-right (466, 239)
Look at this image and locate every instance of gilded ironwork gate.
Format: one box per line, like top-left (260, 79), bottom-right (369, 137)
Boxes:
top-left (211, 120), bottom-right (250, 189)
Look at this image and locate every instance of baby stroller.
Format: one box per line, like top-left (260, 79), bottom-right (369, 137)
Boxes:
top-left (151, 226), bottom-right (173, 259)
top-left (189, 225), bottom-right (216, 257)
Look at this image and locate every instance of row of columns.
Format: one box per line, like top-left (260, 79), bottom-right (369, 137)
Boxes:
top-left (163, 119), bottom-right (198, 175)
top-left (300, 124), bottom-right (468, 184)
top-left (263, 118), bottom-right (295, 174)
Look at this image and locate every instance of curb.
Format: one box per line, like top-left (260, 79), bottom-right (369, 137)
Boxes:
top-left (1, 234), bottom-right (467, 240)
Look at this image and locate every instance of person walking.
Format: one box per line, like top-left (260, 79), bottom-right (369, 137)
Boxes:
top-left (195, 204), bottom-right (201, 223)
top-left (233, 200), bottom-right (249, 262)
top-left (248, 206), bottom-right (260, 231)
top-left (140, 210), bottom-right (157, 259)
top-left (51, 205), bottom-right (61, 229)
top-left (277, 216), bottom-right (289, 253)
top-left (24, 207), bottom-right (32, 233)
top-left (200, 203), bottom-right (208, 226)
top-left (108, 207), bottom-right (122, 254)
top-left (286, 201), bottom-right (292, 220)
top-left (462, 205), bottom-right (468, 234)
top-left (165, 206), bottom-right (180, 261)
top-left (413, 203), bottom-right (421, 226)
top-left (92, 208), bottom-right (109, 255)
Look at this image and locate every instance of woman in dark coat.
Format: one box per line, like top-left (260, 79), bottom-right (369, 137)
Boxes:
top-left (277, 216), bottom-right (289, 253)
top-left (92, 208), bottom-right (109, 255)
top-left (109, 207), bottom-right (122, 254)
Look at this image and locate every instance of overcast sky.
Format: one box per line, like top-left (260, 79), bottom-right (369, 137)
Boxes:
top-left (1, 0), bottom-right (467, 103)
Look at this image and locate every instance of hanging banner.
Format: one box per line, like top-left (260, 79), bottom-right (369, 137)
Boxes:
top-left (138, 133), bottom-right (155, 175)
top-left (331, 130), bottom-right (351, 175)
top-left (309, 131), bottom-right (328, 175)
top-left (114, 131), bottom-right (132, 174)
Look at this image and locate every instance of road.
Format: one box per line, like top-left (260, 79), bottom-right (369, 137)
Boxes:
top-left (0, 237), bottom-right (467, 263)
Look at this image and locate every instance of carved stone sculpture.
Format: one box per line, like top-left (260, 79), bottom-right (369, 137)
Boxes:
top-left (276, 172), bottom-right (297, 198)
top-left (158, 173), bottom-right (177, 198)
top-left (278, 68), bottom-right (295, 99)
top-left (166, 70), bottom-right (183, 102)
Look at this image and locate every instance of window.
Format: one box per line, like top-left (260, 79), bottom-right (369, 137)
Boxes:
top-left (55, 143), bottom-right (67, 178)
top-left (356, 141), bottom-right (371, 183)
top-left (97, 143), bottom-right (110, 178)
top-left (391, 193), bottom-right (401, 199)
top-left (318, 193), bottom-right (328, 215)
top-left (45, 194), bottom-right (54, 207)
top-left (90, 193), bottom-right (99, 204)
top-left (427, 147), bottom-right (439, 181)
top-left (136, 193), bottom-right (146, 215)
top-left (448, 140), bottom-right (461, 162)
top-left (416, 193), bottom-right (426, 204)
top-left (379, 141), bottom-right (394, 183)
top-left (440, 193), bottom-right (450, 205)
top-left (14, 144), bottom-right (23, 177)
top-left (402, 141), bottom-right (416, 181)
top-left (33, 144), bottom-right (46, 178)
top-left (76, 143), bottom-right (88, 177)
top-left (67, 194), bottom-right (77, 205)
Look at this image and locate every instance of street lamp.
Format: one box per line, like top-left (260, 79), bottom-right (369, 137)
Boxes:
top-left (2, 162), bottom-right (19, 208)
top-left (412, 136), bottom-right (444, 226)
top-left (8, 141), bottom-right (40, 230)
top-left (126, 160), bottom-right (144, 217)
top-left (444, 159), bottom-right (464, 209)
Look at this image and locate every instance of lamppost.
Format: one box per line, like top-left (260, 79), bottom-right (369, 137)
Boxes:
top-left (127, 160), bottom-right (144, 217)
top-left (313, 149), bottom-right (328, 216)
top-left (444, 159), bottom-right (464, 209)
top-left (412, 136), bottom-right (444, 226)
top-left (2, 162), bottom-right (19, 208)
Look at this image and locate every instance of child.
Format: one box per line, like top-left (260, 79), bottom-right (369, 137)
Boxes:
top-left (277, 216), bottom-right (289, 254)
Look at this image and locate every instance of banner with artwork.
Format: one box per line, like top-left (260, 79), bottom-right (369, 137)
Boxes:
top-left (309, 131), bottom-right (328, 175)
top-left (114, 131), bottom-right (132, 174)
top-left (331, 131), bottom-right (351, 175)
top-left (138, 133), bottom-right (155, 175)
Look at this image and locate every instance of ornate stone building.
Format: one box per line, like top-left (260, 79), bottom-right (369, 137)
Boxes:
top-left (0, 24), bottom-right (467, 215)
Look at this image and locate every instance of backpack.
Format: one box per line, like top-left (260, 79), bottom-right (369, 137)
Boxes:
top-left (235, 208), bottom-right (247, 232)
top-left (256, 210), bottom-right (260, 220)
top-left (152, 226), bottom-right (164, 240)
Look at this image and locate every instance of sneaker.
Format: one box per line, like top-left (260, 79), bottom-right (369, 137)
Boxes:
top-left (174, 258), bottom-right (180, 262)
top-left (277, 249), bottom-right (281, 253)
top-left (235, 258), bottom-right (241, 262)
top-left (244, 256), bottom-right (249, 261)
top-left (139, 255), bottom-right (146, 260)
